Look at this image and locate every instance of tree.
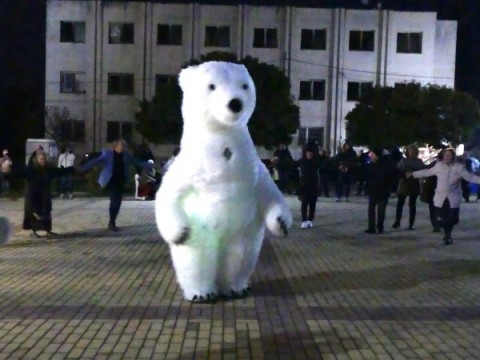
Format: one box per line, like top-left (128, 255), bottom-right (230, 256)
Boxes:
top-left (346, 83), bottom-right (480, 148)
top-left (136, 52), bottom-right (300, 148)
top-left (45, 106), bottom-right (72, 148)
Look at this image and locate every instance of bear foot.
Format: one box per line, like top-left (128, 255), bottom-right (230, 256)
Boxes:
top-left (224, 287), bottom-right (252, 299)
top-left (190, 292), bottom-right (218, 304)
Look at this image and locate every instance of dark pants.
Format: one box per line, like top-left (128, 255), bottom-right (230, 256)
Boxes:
top-left (428, 200), bottom-right (441, 230)
top-left (277, 168), bottom-right (289, 193)
top-left (59, 172), bottom-right (73, 194)
top-left (319, 174), bottom-right (329, 197)
top-left (107, 182), bottom-right (124, 226)
top-left (301, 190), bottom-right (318, 222)
top-left (395, 194), bottom-right (418, 226)
top-left (336, 172), bottom-right (351, 199)
top-left (368, 196), bottom-right (388, 231)
top-left (436, 199), bottom-right (459, 238)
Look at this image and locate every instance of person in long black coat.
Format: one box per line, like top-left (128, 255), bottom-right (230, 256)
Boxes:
top-left (364, 148), bottom-right (395, 234)
top-left (297, 145), bottom-right (320, 229)
top-left (23, 150), bottom-right (62, 238)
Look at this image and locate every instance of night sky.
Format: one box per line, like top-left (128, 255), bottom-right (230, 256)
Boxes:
top-left (0, 0), bottom-right (479, 156)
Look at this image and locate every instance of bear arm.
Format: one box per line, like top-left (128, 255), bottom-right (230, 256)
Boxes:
top-left (256, 162), bottom-right (292, 236)
top-left (155, 177), bottom-right (192, 245)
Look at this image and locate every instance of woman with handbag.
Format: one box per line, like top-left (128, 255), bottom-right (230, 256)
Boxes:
top-left (408, 148), bottom-right (480, 245)
top-left (392, 144), bottom-right (425, 230)
top-left (298, 145), bottom-right (319, 229)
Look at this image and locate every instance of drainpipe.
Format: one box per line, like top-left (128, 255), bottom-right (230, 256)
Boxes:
top-left (325, 9), bottom-right (336, 152)
top-left (383, 10), bottom-right (390, 86)
top-left (376, 6), bottom-right (384, 86)
top-left (333, 9), bottom-right (343, 154)
top-left (142, 2), bottom-right (147, 101)
top-left (92, 0), bottom-right (98, 152)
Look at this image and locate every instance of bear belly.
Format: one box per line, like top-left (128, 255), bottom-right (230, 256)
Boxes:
top-left (182, 183), bottom-right (259, 239)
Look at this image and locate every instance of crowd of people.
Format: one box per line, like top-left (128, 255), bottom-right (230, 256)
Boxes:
top-left (3, 139), bottom-right (480, 246)
top-left (271, 142), bottom-right (480, 246)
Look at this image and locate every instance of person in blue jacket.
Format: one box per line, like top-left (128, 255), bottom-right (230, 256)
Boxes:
top-left (81, 139), bottom-right (152, 231)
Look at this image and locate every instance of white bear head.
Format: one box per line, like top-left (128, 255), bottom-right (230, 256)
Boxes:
top-left (178, 61), bottom-right (256, 130)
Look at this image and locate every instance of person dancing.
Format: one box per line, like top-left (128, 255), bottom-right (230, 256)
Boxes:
top-left (81, 139), bottom-right (152, 231)
top-left (408, 148), bottom-right (480, 245)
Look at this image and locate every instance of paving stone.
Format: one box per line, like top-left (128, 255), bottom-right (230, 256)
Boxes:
top-left (0, 196), bottom-right (479, 359)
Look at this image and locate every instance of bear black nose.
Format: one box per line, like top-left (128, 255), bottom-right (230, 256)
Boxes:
top-left (228, 98), bottom-right (243, 114)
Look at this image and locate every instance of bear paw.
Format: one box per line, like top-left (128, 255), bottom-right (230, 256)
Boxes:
top-left (173, 227), bottom-right (191, 245)
top-left (277, 217), bottom-right (289, 237)
top-left (190, 292), bottom-right (218, 304)
top-left (265, 204), bottom-right (292, 237)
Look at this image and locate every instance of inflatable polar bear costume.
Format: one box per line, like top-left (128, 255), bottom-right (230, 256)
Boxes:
top-left (155, 61), bottom-right (292, 302)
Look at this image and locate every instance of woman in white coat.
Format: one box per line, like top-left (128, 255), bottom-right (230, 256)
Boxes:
top-left (407, 148), bottom-right (480, 245)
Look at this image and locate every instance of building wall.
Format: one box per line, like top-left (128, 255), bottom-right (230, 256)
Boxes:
top-left (45, 1), bottom-right (457, 156)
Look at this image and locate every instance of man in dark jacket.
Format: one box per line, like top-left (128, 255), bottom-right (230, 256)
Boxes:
top-left (273, 144), bottom-right (293, 193)
top-left (365, 148), bottom-right (395, 234)
top-left (334, 142), bottom-right (357, 202)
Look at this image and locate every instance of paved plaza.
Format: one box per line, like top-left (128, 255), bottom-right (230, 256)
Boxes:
top-left (0, 194), bottom-right (479, 360)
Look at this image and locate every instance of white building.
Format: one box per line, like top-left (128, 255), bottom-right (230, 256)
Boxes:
top-left (45, 0), bottom-right (457, 157)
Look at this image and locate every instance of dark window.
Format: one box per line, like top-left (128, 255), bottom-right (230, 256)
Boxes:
top-left (157, 24), bottom-right (182, 45)
top-left (109, 23), bottom-right (134, 44)
top-left (61, 120), bottom-right (85, 143)
top-left (253, 28), bottom-right (278, 48)
top-left (107, 122), bottom-right (120, 143)
top-left (349, 30), bottom-right (375, 51)
top-left (300, 29), bottom-right (326, 50)
top-left (347, 82), bottom-right (373, 101)
top-left (107, 122), bottom-right (133, 143)
top-left (122, 123), bottom-right (133, 143)
top-left (155, 74), bottom-right (177, 95)
top-left (397, 32), bottom-right (422, 54)
top-left (299, 80), bottom-right (325, 101)
top-left (60, 72), bottom-right (86, 94)
top-left (60, 21), bottom-right (85, 43)
top-left (205, 26), bottom-right (230, 47)
top-left (298, 127), bottom-right (324, 147)
top-left (108, 73), bottom-right (134, 95)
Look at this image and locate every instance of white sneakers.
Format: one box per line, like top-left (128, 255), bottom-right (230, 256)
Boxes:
top-left (300, 221), bottom-right (313, 229)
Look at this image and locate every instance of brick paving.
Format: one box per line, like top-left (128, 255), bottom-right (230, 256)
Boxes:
top-left (0, 194), bottom-right (479, 359)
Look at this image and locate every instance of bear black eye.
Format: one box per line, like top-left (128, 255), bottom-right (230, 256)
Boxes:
top-left (242, 84), bottom-right (248, 90)
top-left (209, 84), bottom-right (216, 91)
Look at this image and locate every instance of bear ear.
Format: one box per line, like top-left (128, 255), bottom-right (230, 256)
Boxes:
top-left (178, 65), bottom-right (199, 91)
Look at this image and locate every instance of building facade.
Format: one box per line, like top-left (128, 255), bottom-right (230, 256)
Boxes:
top-left (45, 0), bottom-right (457, 156)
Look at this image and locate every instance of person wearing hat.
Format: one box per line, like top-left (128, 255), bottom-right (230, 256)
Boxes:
top-left (364, 147), bottom-right (396, 234)
top-left (407, 148), bottom-right (480, 245)
top-left (297, 144), bottom-right (320, 229)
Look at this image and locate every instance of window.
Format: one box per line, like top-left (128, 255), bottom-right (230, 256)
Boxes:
top-left (349, 30), bottom-right (375, 51)
top-left (205, 26), bottom-right (230, 47)
top-left (157, 24), bottom-right (182, 45)
top-left (155, 74), bottom-right (177, 95)
top-left (60, 21), bottom-right (85, 43)
top-left (60, 72), bottom-right (86, 94)
top-left (347, 82), bottom-right (373, 101)
top-left (300, 29), bottom-right (326, 50)
top-left (108, 73), bottom-right (134, 95)
top-left (107, 122), bottom-right (133, 143)
top-left (253, 28), bottom-right (278, 48)
top-left (299, 80), bottom-right (325, 101)
top-left (60, 120), bottom-right (85, 143)
top-left (108, 23), bottom-right (134, 44)
top-left (397, 32), bottom-right (422, 54)
top-left (298, 127), bottom-right (324, 147)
